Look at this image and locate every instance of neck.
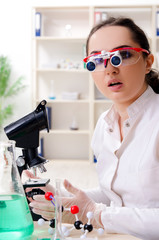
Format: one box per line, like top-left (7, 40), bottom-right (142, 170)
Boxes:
top-left (114, 103), bottom-right (129, 142)
top-left (114, 84), bottom-right (148, 121)
top-left (114, 103), bottom-right (129, 122)
top-left (113, 85), bottom-right (148, 141)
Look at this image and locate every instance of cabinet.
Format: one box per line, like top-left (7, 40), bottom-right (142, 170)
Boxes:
top-left (32, 5), bottom-right (158, 163)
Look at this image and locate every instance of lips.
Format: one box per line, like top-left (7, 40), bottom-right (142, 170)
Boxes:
top-left (108, 79), bottom-right (122, 87)
top-left (107, 79), bottom-right (123, 91)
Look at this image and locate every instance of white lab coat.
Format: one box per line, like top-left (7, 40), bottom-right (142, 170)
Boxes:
top-left (89, 86), bottom-right (159, 240)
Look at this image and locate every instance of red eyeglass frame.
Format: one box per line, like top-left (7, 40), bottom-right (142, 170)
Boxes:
top-left (83, 47), bottom-right (150, 63)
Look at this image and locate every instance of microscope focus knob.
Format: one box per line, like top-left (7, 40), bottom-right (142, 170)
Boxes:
top-left (16, 156), bottom-right (25, 167)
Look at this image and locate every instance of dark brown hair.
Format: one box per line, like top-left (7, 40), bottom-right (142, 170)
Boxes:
top-left (86, 17), bottom-right (159, 93)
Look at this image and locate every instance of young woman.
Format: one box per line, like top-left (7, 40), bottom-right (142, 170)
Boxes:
top-left (28, 17), bottom-right (159, 240)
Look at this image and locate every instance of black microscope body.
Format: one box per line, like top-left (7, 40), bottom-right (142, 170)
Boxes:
top-left (4, 100), bottom-right (50, 220)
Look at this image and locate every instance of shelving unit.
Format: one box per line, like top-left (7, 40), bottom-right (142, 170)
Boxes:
top-left (32, 5), bottom-right (159, 163)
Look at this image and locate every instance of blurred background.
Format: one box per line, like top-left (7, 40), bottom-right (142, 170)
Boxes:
top-left (0, 0), bottom-right (157, 123)
top-left (1, 0), bottom-right (158, 189)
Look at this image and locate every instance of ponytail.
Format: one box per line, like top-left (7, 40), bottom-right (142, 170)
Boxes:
top-left (146, 69), bottom-right (159, 93)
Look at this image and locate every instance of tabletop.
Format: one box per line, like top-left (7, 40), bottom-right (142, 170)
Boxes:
top-left (29, 222), bottom-right (141, 240)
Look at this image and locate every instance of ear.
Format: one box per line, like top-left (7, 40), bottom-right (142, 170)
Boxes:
top-left (145, 53), bottom-right (154, 74)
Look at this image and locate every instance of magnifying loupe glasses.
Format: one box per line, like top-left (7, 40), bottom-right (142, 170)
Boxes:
top-left (83, 47), bottom-right (149, 72)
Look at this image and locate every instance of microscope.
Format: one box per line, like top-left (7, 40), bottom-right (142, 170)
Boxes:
top-left (4, 100), bottom-right (50, 220)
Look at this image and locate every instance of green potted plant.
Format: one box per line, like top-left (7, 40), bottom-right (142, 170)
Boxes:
top-left (0, 55), bottom-right (26, 136)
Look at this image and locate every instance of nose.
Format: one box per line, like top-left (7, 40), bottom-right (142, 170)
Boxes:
top-left (104, 59), bottom-right (119, 75)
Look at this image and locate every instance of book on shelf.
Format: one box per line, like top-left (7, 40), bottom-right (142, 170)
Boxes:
top-left (101, 12), bottom-right (107, 21)
top-left (83, 44), bottom-right (86, 69)
top-left (94, 155), bottom-right (97, 163)
top-left (94, 11), bottom-right (108, 24)
top-left (94, 11), bottom-right (101, 24)
top-left (157, 11), bottom-right (159, 36)
top-left (35, 12), bottom-right (41, 36)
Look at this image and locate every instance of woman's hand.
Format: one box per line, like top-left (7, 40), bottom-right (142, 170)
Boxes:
top-left (62, 179), bottom-right (105, 228)
top-left (29, 194), bottom-right (55, 220)
top-left (21, 170), bottom-right (55, 219)
top-left (23, 170), bottom-right (55, 192)
top-left (23, 170), bottom-right (55, 203)
top-left (28, 178), bottom-right (106, 227)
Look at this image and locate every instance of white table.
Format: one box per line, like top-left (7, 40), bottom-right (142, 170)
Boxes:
top-left (29, 222), bottom-right (141, 240)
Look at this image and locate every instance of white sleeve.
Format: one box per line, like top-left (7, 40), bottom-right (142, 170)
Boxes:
top-left (101, 206), bottom-right (159, 240)
top-left (84, 187), bottom-right (110, 206)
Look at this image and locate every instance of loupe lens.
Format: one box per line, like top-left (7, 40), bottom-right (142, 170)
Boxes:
top-left (86, 61), bottom-right (96, 71)
top-left (111, 55), bottom-right (121, 67)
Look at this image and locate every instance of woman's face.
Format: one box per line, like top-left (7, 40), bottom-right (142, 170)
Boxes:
top-left (88, 26), bottom-right (153, 107)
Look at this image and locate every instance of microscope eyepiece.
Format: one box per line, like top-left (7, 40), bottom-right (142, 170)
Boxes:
top-left (4, 100), bottom-right (49, 175)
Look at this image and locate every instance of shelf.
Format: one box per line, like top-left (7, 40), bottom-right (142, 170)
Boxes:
top-left (35, 40), bottom-right (86, 70)
top-left (41, 129), bottom-right (90, 134)
top-left (36, 68), bottom-right (87, 73)
top-left (40, 133), bottom-right (90, 160)
top-left (95, 7), bottom-right (152, 12)
top-left (94, 99), bottom-right (112, 104)
top-left (94, 6), bottom-right (152, 37)
top-left (33, 7), bottom-right (90, 38)
top-left (36, 99), bottom-right (90, 103)
top-left (46, 158), bottom-right (90, 162)
top-left (33, 37), bottom-right (87, 42)
top-left (32, 5), bottom-right (158, 163)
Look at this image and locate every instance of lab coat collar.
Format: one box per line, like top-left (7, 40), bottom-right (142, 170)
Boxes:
top-left (103, 86), bottom-right (154, 125)
top-left (127, 85), bottom-right (154, 118)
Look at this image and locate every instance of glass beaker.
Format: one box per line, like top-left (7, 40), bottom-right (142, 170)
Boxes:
top-left (51, 179), bottom-right (65, 240)
top-left (0, 140), bottom-right (34, 239)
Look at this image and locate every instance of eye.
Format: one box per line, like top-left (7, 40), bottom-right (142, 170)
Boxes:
top-left (120, 50), bottom-right (133, 59)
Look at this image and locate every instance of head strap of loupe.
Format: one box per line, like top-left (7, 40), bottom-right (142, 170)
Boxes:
top-left (83, 47), bottom-right (150, 71)
top-left (83, 47), bottom-right (149, 64)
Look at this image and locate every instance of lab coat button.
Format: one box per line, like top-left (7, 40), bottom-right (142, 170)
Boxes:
top-left (109, 128), bottom-right (113, 132)
top-left (125, 122), bottom-right (130, 127)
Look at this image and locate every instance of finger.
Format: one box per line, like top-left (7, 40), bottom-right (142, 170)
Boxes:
top-left (25, 187), bottom-right (33, 193)
top-left (29, 200), bottom-right (54, 211)
top-left (33, 195), bottom-right (47, 202)
top-left (33, 194), bottom-right (55, 206)
top-left (63, 179), bottom-right (80, 195)
top-left (27, 197), bottom-right (33, 203)
top-left (23, 170), bottom-right (39, 179)
top-left (32, 207), bottom-right (54, 220)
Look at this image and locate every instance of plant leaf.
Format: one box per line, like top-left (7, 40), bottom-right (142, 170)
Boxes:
top-left (0, 56), bottom-right (11, 96)
top-left (0, 105), bottom-right (13, 127)
top-left (0, 55), bottom-right (26, 127)
top-left (4, 76), bottom-right (26, 98)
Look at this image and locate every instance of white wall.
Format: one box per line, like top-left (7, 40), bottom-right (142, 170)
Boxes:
top-left (0, 0), bottom-right (158, 125)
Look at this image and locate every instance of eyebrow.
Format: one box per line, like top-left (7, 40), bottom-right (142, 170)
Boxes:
top-left (112, 45), bottom-right (132, 50)
top-left (90, 50), bottom-right (101, 54)
top-left (90, 45), bottom-right (132, 55)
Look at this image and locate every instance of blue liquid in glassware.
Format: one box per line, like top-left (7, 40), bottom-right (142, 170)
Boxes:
top-left (0, 194), bottom-right (34, 240)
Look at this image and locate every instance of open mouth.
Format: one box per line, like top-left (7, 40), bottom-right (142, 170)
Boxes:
top-left (108, 82), bottom-right (122, 87)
